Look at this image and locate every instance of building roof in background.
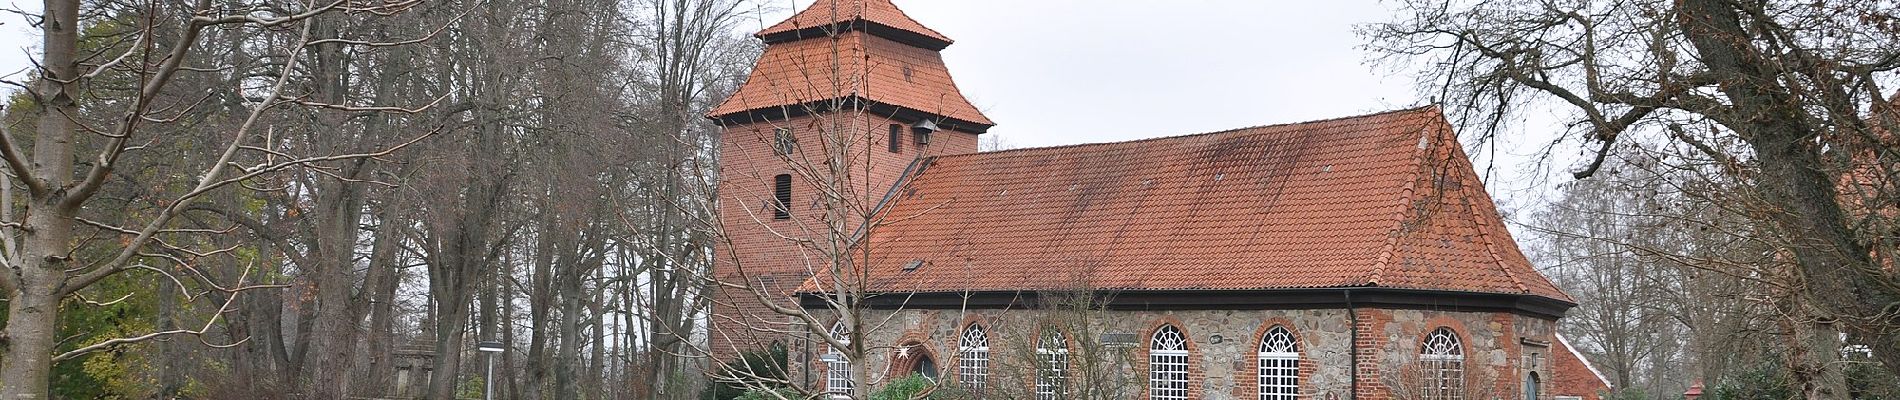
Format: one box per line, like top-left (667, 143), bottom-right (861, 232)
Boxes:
top-left (1554, 334), bottom-right (1614, 400)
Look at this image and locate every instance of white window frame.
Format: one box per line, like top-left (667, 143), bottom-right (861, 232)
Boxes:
top-left (958, 324), bottom-right (989, 394)
top-left (1419, 327), bottom-right (1466, 400)
top-left (1149, 325), bottom-right (1190, 400)
top-left (1258, 325), bottom-right (1300, 400)
top-left (825, 322), bottom-right (854, 399)
top-left (1035, 329), bottom-right (1069, 400)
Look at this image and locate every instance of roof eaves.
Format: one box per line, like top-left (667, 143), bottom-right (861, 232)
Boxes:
top-left (710, 96), bottom-right (995, 133)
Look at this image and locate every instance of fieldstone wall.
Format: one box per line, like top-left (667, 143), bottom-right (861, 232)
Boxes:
top-left (1353, 308), bottom-right (1556, 399)
top-left (796, 306), bottom-right (1558, 400)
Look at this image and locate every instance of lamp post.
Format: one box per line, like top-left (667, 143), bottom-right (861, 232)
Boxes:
top-left (476, 340), bottom-right (506, 400)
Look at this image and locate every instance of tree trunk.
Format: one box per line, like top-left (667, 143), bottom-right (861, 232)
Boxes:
top-left (524, 213), bottom-right (557, 400)
top-left (0, 284), bottom-right (63, 399)
top-left (1782, 313), bottom-right (1849, 400)
top-left (426, 301), bottom-right (472, 400)
top-left (358, 191), bottom-right (408, 396)
top-left (157, 276), bottom-right (184, 398)
top-left (423, 107), bottom-right (509, 400)
top-left (589, 283), bottom-right (606, 399)
top-left (301, 10), bottom-right (368, 399)
top-left (555, 245), bottom-right (584, 400)
top-left (501, 252), bottom-right (523, 400)
top-left (0, 0), bottom-right (81, 395)
top-left (1678, 0), bottom-right (1900, 378)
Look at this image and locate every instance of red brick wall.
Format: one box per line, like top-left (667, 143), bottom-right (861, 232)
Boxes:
top-left (709, 110), bottom-right (979, 359)
top-left (1353, 308), bottom-right (1393, 399)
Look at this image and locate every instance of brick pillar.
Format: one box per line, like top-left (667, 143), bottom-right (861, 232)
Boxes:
top-left (1352, 308), bottom-right (1390, 400)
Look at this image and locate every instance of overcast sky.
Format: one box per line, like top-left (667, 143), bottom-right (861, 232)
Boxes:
top-left (0, 0), bottom-right (1576, 209)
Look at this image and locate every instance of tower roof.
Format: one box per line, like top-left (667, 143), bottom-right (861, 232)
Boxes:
top-left (710, 0), bottom-right (992, 131)
top-left (755, 0), bottom-right (952, 47)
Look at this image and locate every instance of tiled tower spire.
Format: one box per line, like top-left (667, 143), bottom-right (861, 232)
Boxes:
top-left (708, 0), bottom-right (992, 132)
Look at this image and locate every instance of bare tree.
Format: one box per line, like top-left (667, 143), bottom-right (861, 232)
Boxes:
top-left (0, 0), bottom-right (446, 396)
top-left (618, 0), bottom-right (754, 398)
top-left (1525, 150), bottom-right (1792, 398)
top-left (981, 290), bottom-right (1140, 400)
top-left (1366, 0), bottom-right (1900, 382)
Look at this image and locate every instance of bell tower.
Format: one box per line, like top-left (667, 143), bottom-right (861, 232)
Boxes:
top-left (706, 0), bottom-right (993, 358)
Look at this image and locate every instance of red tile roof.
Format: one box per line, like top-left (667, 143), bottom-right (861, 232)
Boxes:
top-left (755, 0), bottom-right (951, 44)
top-left (816, 107), bottom-right (1570, 301)
top-left (707, 30), bottom-right (993, 127)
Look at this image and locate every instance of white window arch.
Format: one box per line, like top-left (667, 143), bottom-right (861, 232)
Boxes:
top-left (958, 323), bottom-right (989, 394)
top-left (825, 322), bottom-right (853, 399)
top-left (1420, 327), bottom-right (1465, 400)
top-left (1258, 325), bottom-right (1300, 400)
top-left (1035, 328), bottom-right (1069, 400)
top-left (1149, 324), bottom-right (1190, 400)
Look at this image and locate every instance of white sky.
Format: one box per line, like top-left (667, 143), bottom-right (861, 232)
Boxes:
top-left (0, 0), bottom-right (1576, 210)
top-left (0, 0), bottom-right (37, 85)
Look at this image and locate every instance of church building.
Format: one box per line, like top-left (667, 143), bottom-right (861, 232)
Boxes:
top-left (707, 1), bottom-right (1611, 399)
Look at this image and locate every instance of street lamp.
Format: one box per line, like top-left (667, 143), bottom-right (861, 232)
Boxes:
top-left (476, 340), bottom-right (506, 400)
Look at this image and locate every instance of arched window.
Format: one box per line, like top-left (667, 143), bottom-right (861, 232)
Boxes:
top-left (772, 174), bottom-right (792, 220)
top-left (1149, 325), bottom-right (1190, 400)
top-left (1258, 325), bottom-right (1300, 400)
top-left (1419, 327), bottom-right (1465, 400)
top-left (958, 324), bottom-right (989, 393)
top-left (825, 322), bottom-right (853, 399)
top-left (1035, 328), bottom-right (1068, 400)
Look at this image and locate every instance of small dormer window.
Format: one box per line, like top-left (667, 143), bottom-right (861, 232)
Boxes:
top-left (774, 127), bottom-right (796, 155)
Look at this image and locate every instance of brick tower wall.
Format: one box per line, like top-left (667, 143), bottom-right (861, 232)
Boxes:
top-left (710, 110), bottom-right (978, 360)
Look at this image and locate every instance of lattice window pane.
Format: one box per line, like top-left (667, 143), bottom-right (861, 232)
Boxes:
top-left (1258, 326), bottom-right (1300, 400)
top-left (1419, 327), bottom-right (1465, 400)
top-left (1150, 325), bottom-right (1189, 400)
top-left (1036, 329), bottom-right (1068, 400)
top-left (826, 322), bottom-right (853, 399)
top-left (958, 324), bottom-right (989, 394)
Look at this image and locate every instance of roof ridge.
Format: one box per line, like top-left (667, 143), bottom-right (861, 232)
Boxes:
top-left (938, 105), bottom-right (1442, 160)
top-left (1368, 111), bottom-right (1441, 286)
